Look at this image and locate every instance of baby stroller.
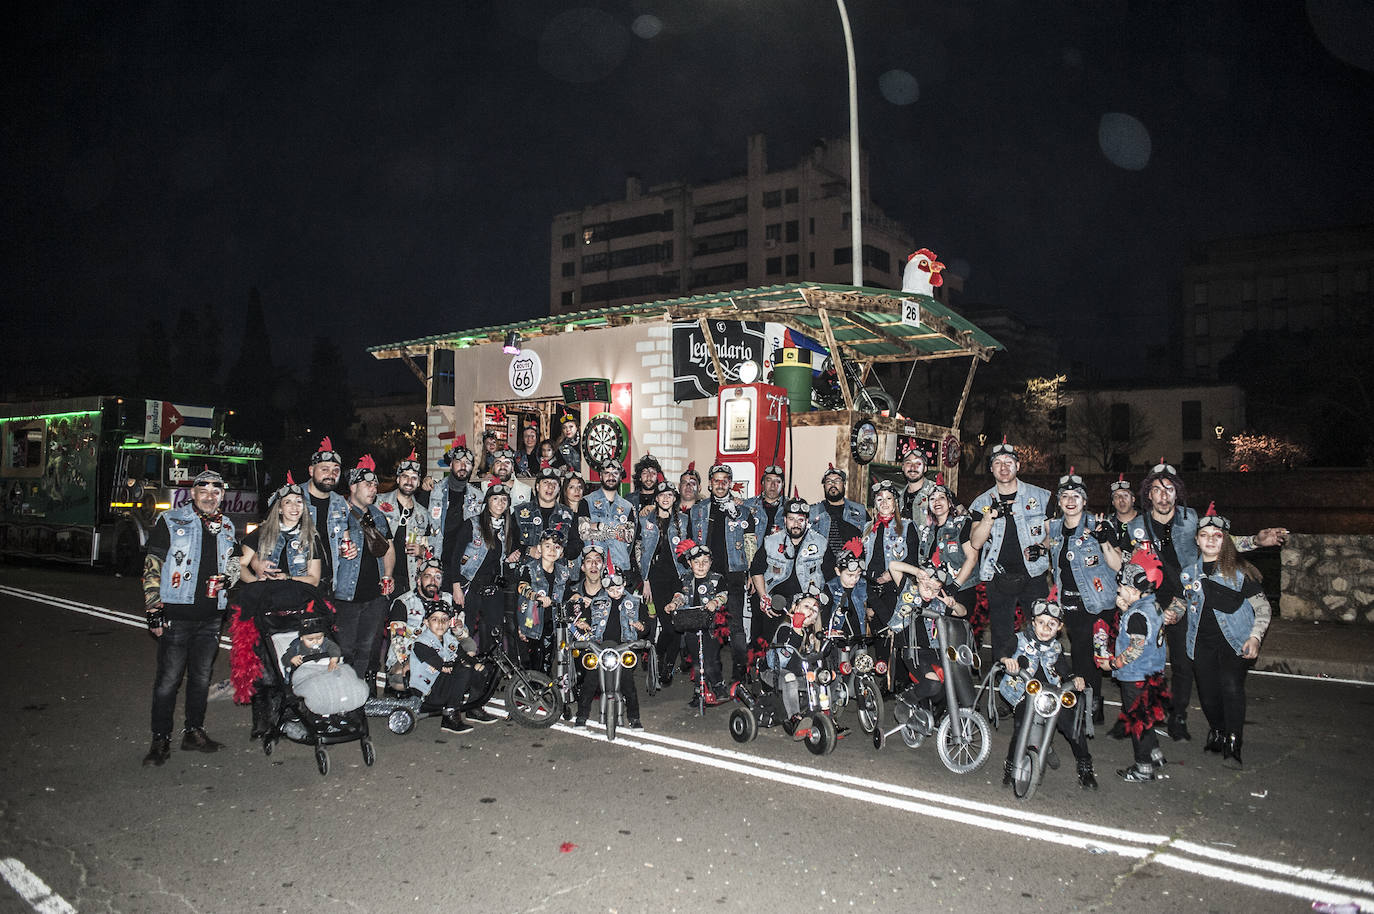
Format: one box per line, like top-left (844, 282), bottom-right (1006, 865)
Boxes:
top-left (230, 583), bottom-right (374, 776)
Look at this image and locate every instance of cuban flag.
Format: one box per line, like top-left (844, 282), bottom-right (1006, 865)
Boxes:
top-left (145, 400), bottom-right (214, 441)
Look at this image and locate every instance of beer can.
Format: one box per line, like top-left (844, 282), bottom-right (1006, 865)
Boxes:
top-left (205, 574), bottom-right (226, 599)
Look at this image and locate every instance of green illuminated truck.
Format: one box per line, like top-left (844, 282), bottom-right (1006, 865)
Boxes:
top-left (0, 396), bottom-right (263, 573)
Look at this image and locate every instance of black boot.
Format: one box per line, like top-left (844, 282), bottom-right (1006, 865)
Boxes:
top-left (1002, 758), bottom-right (1014, 788)
top-left (1167, 711), bottom-right (1192, 742)
top-left (1203, 729), bottom-right (1224, 753)
top-left (181, 727), bottom-right (223, 752)
top-left (1077, 758), bottom-right (1099, 790)
top-left (250, 693), bottom-right (271, 740)
top-left (1223, 733), bottom-right (1243, 768)
top-left (142, 735), bottom-right (171, 767)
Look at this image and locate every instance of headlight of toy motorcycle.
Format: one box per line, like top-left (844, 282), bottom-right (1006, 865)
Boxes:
top-left (620, 650), bottom-right (638, 669)
top-left (581, 652), bottom-right (599, 670)
top-left (1033, 692), bottom-right (1058, 717)
top-left (817, 669), bottom-right (833, 684)
top-left (1060, 691), bottom-right (1077, 709)
top-left (854, 653), bottom-right (875, 674)
top-left (955, 644), bottom-right (975, 667)
top-left (599, 649), bottom-right (620, 671)
top-left (1025, 679), bottom-right (1041, 695)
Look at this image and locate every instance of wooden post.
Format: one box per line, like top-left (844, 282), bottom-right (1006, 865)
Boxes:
top-left (698, 317), bottom-right (727, 395)
top-left (818, 308), bottom-right (853, 411)
top-left (952, 355), bottom-right (980, 429)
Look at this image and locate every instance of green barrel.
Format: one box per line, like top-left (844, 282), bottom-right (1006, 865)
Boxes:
top-left (774, 363), bottom-right (813, 414)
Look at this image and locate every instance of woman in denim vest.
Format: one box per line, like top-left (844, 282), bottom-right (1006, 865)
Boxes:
top-left (1173, 504), bottom-right (1271, 768)
top-left (1042, 469), bottom-right (1121, 725)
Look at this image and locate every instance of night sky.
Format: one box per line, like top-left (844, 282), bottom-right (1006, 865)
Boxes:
top-left (4, 1), bottom-right (1373, 397)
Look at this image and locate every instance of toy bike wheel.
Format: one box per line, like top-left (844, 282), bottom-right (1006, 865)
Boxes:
top-left (1013, 747), bottom-right (1038, 800)
top-left (506, 671), bottom-right (563, 728)
top-left (605, 704), bottom-right (618, 742)
top-left (728, 707), bottom-right (758, 743)
top-left (936, 708), bottom-right (991, 774)
top-left (900, 724), bottom-right (924, 749)
top-left (856, 680), bottom-right (884, 735)
top-left (644, 650), bottom-right (661, 696)
top-left (361, 740), bottom-right (376, 767)
top-left (388, 709), bottom-right (416, 735)
top-left (805, 714), bottom-right (837, 756)
top-left (314, 747), bottom-right (329, 776)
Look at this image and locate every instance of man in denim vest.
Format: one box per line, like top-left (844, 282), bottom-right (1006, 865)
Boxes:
top-left (333, 455), bottom-right (396, 690)
top-left (968, 440), bottom-right (1051, 661)
top-left (140, 468), bottom-right (236, 766)
top-left (305, 436), bottom-right (349, 599)
top-left (900, 447), bottom-right (938, 524)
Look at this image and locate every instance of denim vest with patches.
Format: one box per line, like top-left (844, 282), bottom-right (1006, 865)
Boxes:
top-left (968, 483), bottom-right (1051, 580)
top-left (637, 510), bottom-right (690, 581)
top-left (409, 626), bottom-right (461, 696)
top-left (158, 506), bottom-right (236, 609)
top-left (998, 631), bottom-right (1066, 706)
top-left (517, 558), bottom-right (573, 639)
top-left (1114, 594), bottom-right (1167, 682)
top-left (862, 516), bottom-right (911, 573)
top-left (688, 499), bottom-right (750, 573)
top-left (587, 489), bottom-right (637, 573)
top-left (760, 528), bottom-right (829, 595)
top-left (332, 503), bottom-right (387, 602)
top-left (1047, 518), bottom-right (1118, 614)
top-left (916, 515), bottom-right (974, 590)
top-left (1182, 561), bottom-right (1260, 657)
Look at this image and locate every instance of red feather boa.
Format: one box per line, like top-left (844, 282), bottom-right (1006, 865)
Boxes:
top-left (229, 604), bottom-right (265, 704)
top-left (1120, 672), bottom-right (1171, 739)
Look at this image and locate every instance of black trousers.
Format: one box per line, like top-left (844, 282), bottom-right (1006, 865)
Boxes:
top-left (465, 585), bottom-right (508, 653)
top-left (1119, 679), bottom-right (1160, 765)
top-left (1192, 634), bottom-right (1250, 737)
top-left (1063, 608), bottom-right (1104, 702)
top-left (985, 573), bottom-right (1048, 661)
top-left (1165, 617), bottom-right (1195, 715)
top-left (648, 577), bottom-right (683, 677)
top-left (420, 666), bottom-right (475, 713)
top-left (333, 595), bottom-right (387, 680)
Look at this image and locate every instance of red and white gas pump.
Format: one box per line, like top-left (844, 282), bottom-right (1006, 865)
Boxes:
top-left (715, 382), bottom-right (788, 498)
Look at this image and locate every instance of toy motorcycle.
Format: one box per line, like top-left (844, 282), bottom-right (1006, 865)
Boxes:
top-left (1005, 670), bottom-right (1088, 800)
top-left (572, 638), bottom-right (652, 742)
top-left (875, 607), bottom-right (992, 775)
top-left (826, 634), bottom-right (885, 735)
top-left (728, 640), bottom-right (839, 756)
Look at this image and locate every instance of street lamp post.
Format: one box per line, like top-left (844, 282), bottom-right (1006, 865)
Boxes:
top-left (835, 0), bottom-right (862, 287)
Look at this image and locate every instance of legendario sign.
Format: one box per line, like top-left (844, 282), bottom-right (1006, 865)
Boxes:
top-left (672, 320), bottom-right (767, 401)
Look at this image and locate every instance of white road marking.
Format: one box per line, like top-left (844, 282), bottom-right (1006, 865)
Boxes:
top-left (7, 583), bottom-right (1374, 908)
top-left (0, 858), bottom-right (77, 914)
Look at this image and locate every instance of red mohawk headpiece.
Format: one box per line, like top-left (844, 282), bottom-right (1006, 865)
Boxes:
top-left (286, 470), bottom-right (296, 485)
top-left (841, 537), bottom-right (864, 559)
top-left (348, 453), bottom-right (378, 485)
top-left (674, 538), bottom-right (697, 558)
top-left (311, 436), bottom-right (341, 466)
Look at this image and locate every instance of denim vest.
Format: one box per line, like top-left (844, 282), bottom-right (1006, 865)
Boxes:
top-left (862, 516), bottom-right (911, 573)
top-left (916, 516), bottom-right (974, 591)
top-left (823, 576), bottom-right (868, 637)
top-left (688, 500), bottom-right (750, 573)
top-left (1141, 506), bottom-right (1200, 571)
top-left (759, 528), bottom-right (829, 595)
top-left (586, 593), bottom-right (641, 642)
top-left (556, 439), bottom-right (581, 474)
top-left (426, 480), bottom-right (481, 567)
top-left (514, 501), bottom-right (576, 549)
top-left (386, 590), bottom-right (458, 669)
top-left (998, 631), bottom-right (1067, 705)
top-left (261, 526), bottom-right (312, 578)
top-left (376, 492), bottom-right (432, 586)
top-left (1047, 518), bottom-right (1118, 614)
top-left (807, 499), bottom-right (869, 546)
top-left (1182, 562), bottom-right (1261, 657)
top-left (903, 478), bottom-right (937, 525)
top-left (586, 489), bottom-right (637, 573)
top-left (313, 491), bottom-right (351, 574)
top-left (742, 496), bottom-right (785, 540)
top-left (332, 503), bottom-right (388, 601)
top-left (458, 518), bottom-right (514, 585)
top-left (1114, 593), bottom-right (1167, 682)
top-left (888, 583), bottom-right (944, 646)
top-left (157, 506), bottom-right (236, 609)
top-left (679, 571), bottom-right (726, 607)
top-left (517, 558), bottom-right (572, 639)
top-left (637, 510), bottom-right (690, 581)
top-left (409, 626), bottom-right (460, 696)
top-left (968, 483), bottom-right (1052, 580)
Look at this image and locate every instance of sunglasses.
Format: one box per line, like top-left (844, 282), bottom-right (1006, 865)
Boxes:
top-left (1032, 602), bottom-right (1064, 621)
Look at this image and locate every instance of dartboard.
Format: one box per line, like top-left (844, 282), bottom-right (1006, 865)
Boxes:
top-left (582, 413), bottom-right (629, 468)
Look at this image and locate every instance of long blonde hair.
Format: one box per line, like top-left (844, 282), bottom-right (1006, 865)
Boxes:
top-left (257, 494), bottom-right (318, 564)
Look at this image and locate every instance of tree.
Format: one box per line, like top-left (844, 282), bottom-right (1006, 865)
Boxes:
top-left (1066, 391), bottom-right (1156, 472)
top-left (1226, 432), bottom-right (1310, 471)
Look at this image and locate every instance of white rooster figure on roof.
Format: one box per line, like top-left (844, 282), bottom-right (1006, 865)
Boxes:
top-left (901, 247), bottom-right (946, 296)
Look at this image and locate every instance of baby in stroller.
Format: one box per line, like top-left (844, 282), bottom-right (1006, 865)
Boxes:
top-left (255, 602), bottom-right (375, 775)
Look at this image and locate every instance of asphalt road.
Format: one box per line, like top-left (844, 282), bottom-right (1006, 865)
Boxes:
top-left (1, 565), bottom-right (1372, 914)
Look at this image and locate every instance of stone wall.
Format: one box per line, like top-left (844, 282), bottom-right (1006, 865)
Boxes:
top-left (1281, 534), bottom-right (1374, 623)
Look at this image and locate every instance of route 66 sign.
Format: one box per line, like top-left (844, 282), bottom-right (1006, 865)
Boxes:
top-left (509, 350), bottom-right (542, 398)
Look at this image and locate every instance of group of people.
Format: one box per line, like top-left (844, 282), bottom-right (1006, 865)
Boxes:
top-left (139, 428), bottom-right (1286, 791)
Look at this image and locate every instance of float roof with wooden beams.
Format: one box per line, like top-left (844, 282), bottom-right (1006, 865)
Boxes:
top-left (367, 283), bottom-right (1002, 366)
